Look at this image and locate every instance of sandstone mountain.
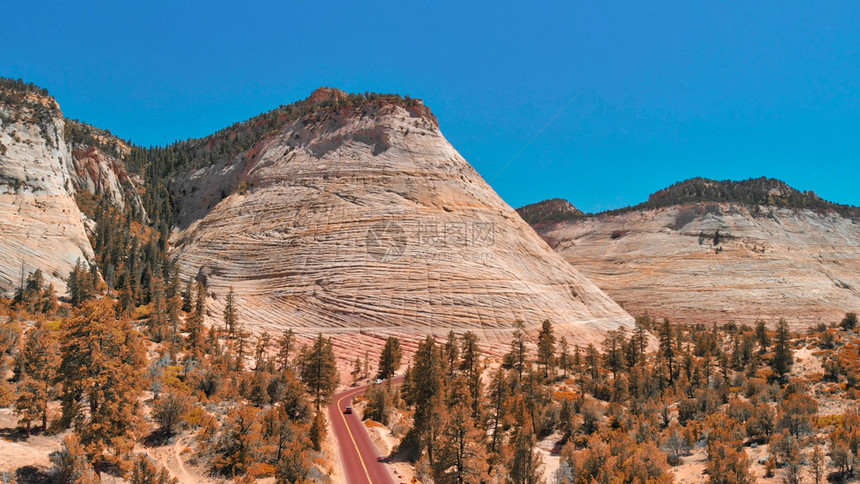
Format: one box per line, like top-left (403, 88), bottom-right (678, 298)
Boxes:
top-left (139, 88), bottom-right (635, 352)
top-left (522, 178), bottom-right (860, 327)
top-left (0, 79), bottom-right (144, 296)
top-left (0, 80), bottom-right (92, 294)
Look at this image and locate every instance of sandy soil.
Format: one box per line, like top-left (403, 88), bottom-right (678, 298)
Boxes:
top-left (0, 406), bottom-right (63, 474)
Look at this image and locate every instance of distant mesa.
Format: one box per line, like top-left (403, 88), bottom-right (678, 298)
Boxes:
top-left (524, 177), bottom-right (860, 327)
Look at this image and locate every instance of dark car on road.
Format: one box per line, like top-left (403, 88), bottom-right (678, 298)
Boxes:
top-left (344, 406), bottom-right (353, 414)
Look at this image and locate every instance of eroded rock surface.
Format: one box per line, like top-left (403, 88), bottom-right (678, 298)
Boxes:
top-left (172, 90), bottom-right (634, 351)
top-left (0, 87), bottom-right (92, 294)
top-left (533, 202), bottom-right (860, 327)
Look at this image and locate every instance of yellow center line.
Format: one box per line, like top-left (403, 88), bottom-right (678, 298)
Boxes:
top-left (337, 388), bottom-right (374, 484)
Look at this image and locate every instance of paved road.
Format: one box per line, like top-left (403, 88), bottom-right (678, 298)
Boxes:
top-left (328, 378), bottom-right (403, 484)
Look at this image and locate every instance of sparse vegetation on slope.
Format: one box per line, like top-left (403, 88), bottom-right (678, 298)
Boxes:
top-left (516, 198), bottom-right (585, 226)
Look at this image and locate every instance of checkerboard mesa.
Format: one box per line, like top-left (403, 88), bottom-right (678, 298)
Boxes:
top-left (163, 88), bottom-right (634, 353)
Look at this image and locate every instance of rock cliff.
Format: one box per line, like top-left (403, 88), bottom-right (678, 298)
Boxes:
top-left (169, 89), bottom-right (634, 352)
top-left (525, 179), bottom-right (860, 327)
top-left (0, 81), bottom-right (92, 294)
top-left (66, 120), bottom-right (145, 216)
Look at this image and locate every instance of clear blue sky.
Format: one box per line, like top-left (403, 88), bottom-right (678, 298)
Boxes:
top-left (2, 2), bottom-right (858, 212)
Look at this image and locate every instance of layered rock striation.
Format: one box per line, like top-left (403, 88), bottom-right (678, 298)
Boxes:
top-left (169, 88), bottom-right (634, 351)
top-left (0, 81), bottom-right (92, 294)
top-left (525, 180), bottom-right (860, 327)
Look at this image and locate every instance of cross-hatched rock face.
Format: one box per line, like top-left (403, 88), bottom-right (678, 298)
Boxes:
top-left (172, 93), bottom-right (633, 352)
top-left (0, 92), bottom-right (92, 294)
top-left (534, 203), bottom-right (860, 328)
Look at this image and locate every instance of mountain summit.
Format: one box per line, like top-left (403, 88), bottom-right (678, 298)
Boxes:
top-left (149, 88), bottom-right (634, 352)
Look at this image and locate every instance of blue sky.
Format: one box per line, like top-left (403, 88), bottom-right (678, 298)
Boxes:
top-left (2, 1), bottom-right (858, 212)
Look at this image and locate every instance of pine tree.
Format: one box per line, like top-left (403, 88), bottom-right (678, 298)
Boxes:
top-left (51, 434), bottom-right (100, 484)
top-left (130, 454), bottom-right (177, 484)
top-left (309, 409), bottom-right (326, 451)
top-left (148, 273), bottom-right (168, 342)
top-left (67, 259), bottom-right (95, 307)
top-left (254, 332), bottom-right (272, 372)
top-left (487, 365), bottom-right (508, 455)
top-left (408, 336), bottom-right (445, 464)
top-left (181, 277), bottom-right (194, 313)
top-left (298, 334), bottom-right (339, 407)
top-left (377, 336), bottom-right (402, 380)
top-left (458, 331), bottom-right (483, 421)
top-left (558, 336), bottom-right (570, 378)
top-left (434, 397), bottom-right (488, 483)
top-left (224, 287), bottom-right (238, 335)
top-left (809, 444), bottom-right (824, 484)
top-left (506, 394), bottom-right (543, 484)
top-left (351, 357), bottom-right (362, 384)
top-left (213, 404), bottom-right (263, 476)
top-left (276, 328), bottom-right (294, 371)
top-left (659, 318), bottom-right (676, 386)
top-left (152, 391), bottom-right (191, 436)
top-left (443, 330), bottom-right (460, 376)
top-left (772, 318), bottom-right (793, 382)
top-left (536, 319), bottom-right (555, 378)
top-left (14, 321), bottom-right (59, 434)
top-left (58, 299), bottom-right (147, 457)
top-left (506, 321), bottom-right (528, 383)
top-left (841, 312), bottom-right (858, 331)
top-left (755, 319), bottom-right (770, 353)
top-left (185, 281), bottom-right (206, 359)
top-left (602, 329), bottom-right (625, 379)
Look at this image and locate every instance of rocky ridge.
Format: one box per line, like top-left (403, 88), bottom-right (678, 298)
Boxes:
top-left (0, 79), bottom-right (145, 295)
top-left (524, 180), bottom-right (860, 327)
top-left (0, 81), bottom-right (92, 293)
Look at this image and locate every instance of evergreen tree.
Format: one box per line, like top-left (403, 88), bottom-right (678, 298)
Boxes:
top-left (558, 336), bottom-right (570, 378)
top-left (50, 434), bottom-right (100, 484)
top-left (755, 319), bottom-right (770, 353)
top-left (58, 299), bottom-right (147, 458)
top-left (407, 336), bottom-right (445, 464)
top-left (772, 318), bottom-right (793, 382)
top-left (152, 391), bottom-right (190, 436)
top-left (443, 330), bottom-right (460, 376)
top-left (309, 410), bottom-right (326, 452)
top-left (434, 396), bottom-right (488, 483)
top-left (506, 321), bottom-right (528, 383)
top-left (14, 320), bottom-right (59, 434)
top-left (148, 273), bottom-right (168, 342)
top-left (486, 365), bottom-right (508, 455)
top-left (276, 328), bottom-right (294, 371)
top-left (659, 318), bottom-right (676, 386)
top-left (66, 259), bottom-right (95, 307)
top-left (505, 395), bottom-right (543, 484)
top-left (130, 454), bottom-right (177, 484)
top-left (351, 357), bottom-right (362, 384)
top-left (841, 312), bottom-right (858, 331)
top-left (298, 334), bottom-right (339, 407)
top-left (536, 319), bottom-right (555, 378)
top-left (458, 331), bottom-right (483, 420)
top-left (213, 405), bottom-right (263, 476)
top-left (377, 336), bottom-right (402, 380)
top-left (224, 287), bottom-right (238, 335)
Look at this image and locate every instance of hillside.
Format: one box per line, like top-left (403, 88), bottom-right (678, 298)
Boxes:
top-left (0, 79), bottom-right (93, 293)
top-left (525, 178), bottom-right (860, 326)
top-left (144, 88), bottom-right (634, 354)
top-left (0, 79), bottom-right (145, 296)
